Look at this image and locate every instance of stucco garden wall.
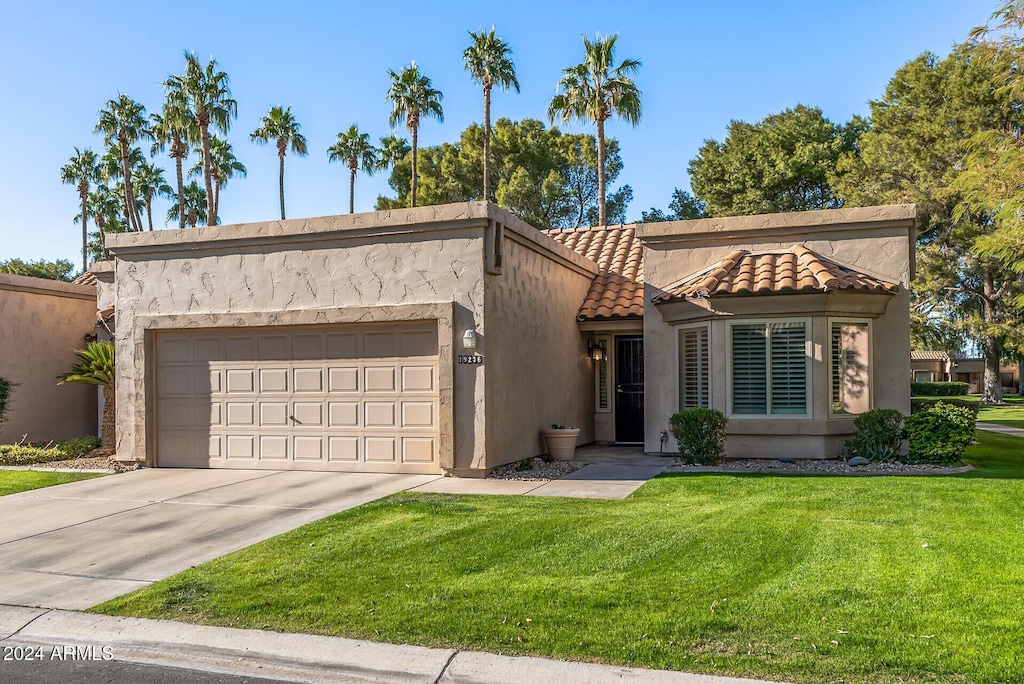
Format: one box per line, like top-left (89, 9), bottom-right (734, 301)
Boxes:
top-left (0, 274), bottom-right (97, 443)
top-left (482, 213), bottom-right (598, 471)
top-left (108, 205), bottom-right (492, 469)
top-left (639, 205), bottom-right (915, 458)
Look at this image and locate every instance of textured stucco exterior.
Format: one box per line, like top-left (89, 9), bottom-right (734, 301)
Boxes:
top-left (108, 202), bottom-right (598, 475)
top-left (0, 274), bottom-right (98, 443)
top-left (481, 216), bottom-right (599, 472)
top-left (639, 204), bottom-right (916, 459)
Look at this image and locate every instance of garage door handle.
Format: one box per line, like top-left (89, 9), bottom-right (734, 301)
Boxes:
top-left (289, 415), bottom-right (301, 424)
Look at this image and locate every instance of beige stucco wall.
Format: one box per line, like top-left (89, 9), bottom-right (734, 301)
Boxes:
top-left (108, 204), bottom-right (495, 470)
top-left (482, 212), bottom-right (599, 470)
top-left (0, 274), bottom-right (98, 443)
top-left (639, 205), bottom-right (916, 459)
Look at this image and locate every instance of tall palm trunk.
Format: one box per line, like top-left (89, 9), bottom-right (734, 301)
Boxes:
top-left (483, 81), bottom-right (492, 202)
top-left (199, 117), bottom-right (216, 225)
top-left (410, 116), bottom-right (419, 208)
top-left (145, 195), bottom-right (154, 231)
top-left (278, 150), bottom-right (286, 219)
top-left (596, 115), bottom-right (607, 227)
top-left (349, 161), bottom-right (356, 214)
top-left (79, 184), bottom-right (89, 272)
top-left (173, 137), bottom-right (186, 230)
top-left (214, 180), bottom-right (221, 223)
top-left (119, 141), bottom-right (142, 232)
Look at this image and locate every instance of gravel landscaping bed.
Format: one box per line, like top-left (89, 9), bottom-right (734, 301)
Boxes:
top-left (668, 458), bottom-right (973, 475)
top-left (488, 457), bottom-right (585, 481)
top-left (28, 448), bottom-right (142, 473)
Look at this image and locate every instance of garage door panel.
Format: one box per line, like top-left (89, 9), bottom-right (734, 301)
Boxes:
top-left (156, 324), bottom-right (439, 473)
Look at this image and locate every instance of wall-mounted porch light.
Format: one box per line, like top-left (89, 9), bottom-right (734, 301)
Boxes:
top-left (588, 338), bottom-right (606, 362)
top-left (462, 329), bottom-right (478, 350)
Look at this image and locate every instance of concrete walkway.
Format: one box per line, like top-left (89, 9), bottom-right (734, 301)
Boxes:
top-left (411, 462), bottom-right (667, 499)
top-left (0, 469), bottom-right (439, 609)
top-left (977, 422), bottom-right (1024, 437)
top-left (0, 606), bottom-right (783, 684)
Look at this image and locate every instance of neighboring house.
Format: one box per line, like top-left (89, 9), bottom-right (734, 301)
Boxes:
top-left (0, 273), bottom-right (97, 443)
top-left (103, 202), bottom-right (915, 475)
top-left (910, 351), bottom-right (1019, 393)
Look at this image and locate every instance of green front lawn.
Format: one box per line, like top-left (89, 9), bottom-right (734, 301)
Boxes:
top-left (0, 470), bottom-right (104, 496)
top-left (93, 432), bottom-right (1024, 684)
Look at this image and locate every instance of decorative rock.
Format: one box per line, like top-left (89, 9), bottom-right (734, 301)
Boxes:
top-left (846, 456), bottom-right (870, 467)
top-left (779, 457), bottom-right (796, 464)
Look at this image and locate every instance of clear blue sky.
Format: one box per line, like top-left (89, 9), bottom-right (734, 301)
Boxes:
top-left (0, 0), bottom-right (993, 267)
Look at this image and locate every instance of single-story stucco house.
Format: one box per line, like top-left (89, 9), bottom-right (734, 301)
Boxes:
top-left (910, 351), bottom-right (1019, 393)
top-left (100, 201), bottom-right (916, 476)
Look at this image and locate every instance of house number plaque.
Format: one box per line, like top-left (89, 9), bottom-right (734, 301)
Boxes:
top-left (458, 355), bottom-right (484, 364)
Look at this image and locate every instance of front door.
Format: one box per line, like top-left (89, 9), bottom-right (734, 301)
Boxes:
top-left (615, 336), bottom-right (644, 444)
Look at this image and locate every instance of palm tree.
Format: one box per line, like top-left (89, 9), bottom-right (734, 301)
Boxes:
top-left (60, 148), bottom-right (101, 271)
top-left (58, 340), bottom-right (115, 451)
top-left (385, 63), bottom-right (444, 207)
top-left (95, 95), bottom-right (152, 233)
top-left (164, 52), bottom-right (237, 226)
top-left (80, 184), bottom-right (125, 259)
top-left (151, 103), bottom-right (194, 229)
top-left (327, 125), bottom-right (378, 214)
top-left (464, 27), bottom-right (519, 202)
top-left (549, 33), bottom-right (642, 227)
top-left (376, 134), bottom-right (411, 173)
top-left (132, 161), bottom-right (174, 231)
top-left (250, 105), bottom-right (308, 219)
top-left (189, 135), bottom-right (246, 222)
top-left (166, 181), bottom-right (208, 227)
top-left (98, 147), bottom-right (146, 230)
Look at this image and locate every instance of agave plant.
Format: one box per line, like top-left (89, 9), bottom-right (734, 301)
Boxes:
top-left (59, 341), bottom-right (115, 386)
top-left (59, 341), bottom-right (115, 451)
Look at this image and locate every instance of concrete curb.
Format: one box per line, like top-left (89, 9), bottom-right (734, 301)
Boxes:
top-left (0, 606), bottom-right (783, 684)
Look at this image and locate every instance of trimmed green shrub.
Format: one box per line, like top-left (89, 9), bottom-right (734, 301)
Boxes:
top-left (911, 397), bottom-right (980, 417)
top-left (670, 408), bottom-right (728, 465)
top-left (840, 408), bottom-right (904, 462)
top-left (0, 443), bottom-right (66, 466)
top-left (911, 381), bottom-right (969, 396)
top-left (0, 377), bottom-right (14, 426)
top-left (903, 402), bottom-right (976, 465)
top-left (52, 435), bottom-right (101, 459)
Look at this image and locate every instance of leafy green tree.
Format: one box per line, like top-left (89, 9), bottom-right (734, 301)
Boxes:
top-left (0, 259), bottom-right (77, 282)
top-left (190, 135), bottom-right (245, 223)
top-left (689, 105), bottom-right (860, 217)
top-left (132, 161), bottom-right (174, 231)
top-left (549, 33), bottom-right (641, 227)
top-left (251, 105), bottom-right (307, 220)
top-left (328, 125), bottom-right (378, 214)
top-left (464, 27), bottom-right (519, 202)
top-left (386, 63), bottom-right (444, 208)
top-left (95, 95), bottom-right (152, 233)
top-left (60, 147), bottom-right (101, 271)
top-left (165, 52), bottom-right (237, 226)
top-left (834, 48), bottom-right (1023, 404)
top-left (166, 181), bottom-right (208, 228)
top-left (151, 102), bottom-right (194, 229)
top-left (641, 189), bottom-right (708, 223)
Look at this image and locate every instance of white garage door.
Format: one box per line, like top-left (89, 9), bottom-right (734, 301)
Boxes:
top-left (155, 323), bottom-right (441, 473)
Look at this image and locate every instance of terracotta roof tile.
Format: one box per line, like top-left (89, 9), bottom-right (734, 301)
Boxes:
top-left (652, 245), bottom-right (899, 302)
top-left (546, 226), bottom-right (643, 320)
top-left (73, 271), bottom-right (98, 286)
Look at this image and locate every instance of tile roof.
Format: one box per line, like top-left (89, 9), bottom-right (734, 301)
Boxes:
top-left (652, 245), bottom-right (899, 302)
top-left (73, 271), bottom-right (98, 286)
top-left (545, 226), bottom-right (644, 320)
top-left (911, 350), bottom-right (950, 361)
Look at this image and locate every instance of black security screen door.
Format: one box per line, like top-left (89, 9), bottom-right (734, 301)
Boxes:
top-left (615, 336), bottom-right (644, 444)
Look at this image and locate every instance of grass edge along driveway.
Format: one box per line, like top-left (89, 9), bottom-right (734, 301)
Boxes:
top-left (0, 470), bottom-right (104, 497)
top-left (93, 431), bottom-right (1024, 684)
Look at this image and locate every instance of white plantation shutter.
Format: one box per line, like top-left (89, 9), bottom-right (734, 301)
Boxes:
top-left (732, 324), bottom-right (768, 414)
top-left (679, 327), bottom-right (709, 409)
top-left (769, 322), bottom-right (807, 415)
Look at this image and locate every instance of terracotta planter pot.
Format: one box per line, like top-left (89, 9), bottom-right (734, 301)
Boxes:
top-left (542, 428), bottom-right (580, 461)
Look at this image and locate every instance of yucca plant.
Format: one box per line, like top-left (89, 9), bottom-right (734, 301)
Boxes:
top-left (59, 340), bottom-right (115, 451)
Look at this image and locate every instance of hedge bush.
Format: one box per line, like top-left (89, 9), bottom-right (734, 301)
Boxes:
top-left (910, 397), bottom-right (980, 417)
top-left (840, 408), bottom-right (904, 462)
top-left (0, 443), bottom-right (66, 466)
top-left (903, 402), bottom-right (976, 465)
top-left (670, 408), bottom-right (728, 465)
top-left (0, 377), bottom-right (14, 426)
top-left (911, 381), bottom-right (969, 396)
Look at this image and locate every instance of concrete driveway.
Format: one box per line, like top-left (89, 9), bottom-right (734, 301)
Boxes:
top-left (0, 469), bottom-right (439, 610)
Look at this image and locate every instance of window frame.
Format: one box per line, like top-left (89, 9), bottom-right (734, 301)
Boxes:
top-left (675, 323), bottom-right (712, 411)
top-left (828, 318), bottom-right (873, 418)
top-left (726, 317), bottom-right (812, 419)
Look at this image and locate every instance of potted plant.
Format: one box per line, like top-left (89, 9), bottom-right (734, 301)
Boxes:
top-left (541, 424), bottom-right (580, 461)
